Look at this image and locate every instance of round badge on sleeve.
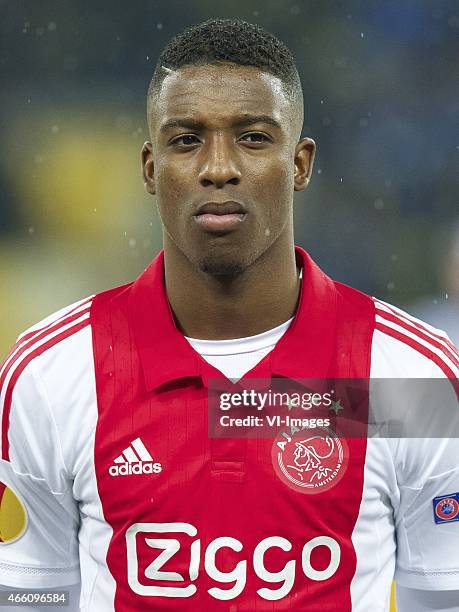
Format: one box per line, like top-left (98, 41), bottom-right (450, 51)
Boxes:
top-left (0, 481), bottom-right (28, 544)
top-left (271, 426), bottom-right (349, 494)
top-left (435, 498), bottom-right (459, 522)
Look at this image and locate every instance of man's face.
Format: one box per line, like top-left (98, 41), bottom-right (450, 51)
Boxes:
top-left (143, 63), bottom-right (314, 276)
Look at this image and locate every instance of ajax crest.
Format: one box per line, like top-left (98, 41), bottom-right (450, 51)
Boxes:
top-left (272, 427), bottom-right (348, 494)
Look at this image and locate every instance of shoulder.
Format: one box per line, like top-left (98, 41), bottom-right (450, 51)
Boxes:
top-left (0, 296), bottom-right (95, 462)
top-left (1, 278), bottom-right (136, 411)
top-left (3, 295), bottom-right (94, 382)
top-left (15, 296), bottom-right (92, 341)
top-left (370, 297), bottom-right (458, 379)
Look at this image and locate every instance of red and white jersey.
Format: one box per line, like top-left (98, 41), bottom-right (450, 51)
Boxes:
top-left (0, 246), bottom-right (458, 611)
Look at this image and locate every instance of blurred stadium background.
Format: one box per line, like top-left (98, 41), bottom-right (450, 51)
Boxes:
top-left (2, 1), bottom-right (458, 353)
top-left (1, 2), bottom-right (458, 608)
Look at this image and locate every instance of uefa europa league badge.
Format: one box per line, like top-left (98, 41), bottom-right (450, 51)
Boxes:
top-left (271, 426), bottom-right (349, 494)
top-left (0, 482), bottom-right (28, 544)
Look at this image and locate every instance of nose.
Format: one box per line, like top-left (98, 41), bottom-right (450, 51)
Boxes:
top-left (198, 135), bottom-right (242, 188)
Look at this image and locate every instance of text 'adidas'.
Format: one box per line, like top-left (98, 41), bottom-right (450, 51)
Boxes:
top-left (109, 437), bottom-right (162, 477)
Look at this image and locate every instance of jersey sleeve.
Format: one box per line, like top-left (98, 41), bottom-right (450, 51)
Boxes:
top-left (371, 300), bottom-right (459, 589)
top-left (392, 370), bottom-right (459, 590)
top-left (396, 584), bottom-right (459, 611)
top-left (0, 351), bottom-right (80, 588)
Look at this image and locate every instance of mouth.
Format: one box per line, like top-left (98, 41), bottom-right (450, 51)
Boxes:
top-left (193, 201), bottom-right (247, 233)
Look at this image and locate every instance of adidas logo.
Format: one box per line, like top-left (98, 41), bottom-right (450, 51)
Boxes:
top-left (109, 437), bottom-right (162, 477)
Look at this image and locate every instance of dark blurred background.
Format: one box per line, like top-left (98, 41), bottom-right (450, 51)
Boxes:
top-left (1, 0), bottom-right (458, 354)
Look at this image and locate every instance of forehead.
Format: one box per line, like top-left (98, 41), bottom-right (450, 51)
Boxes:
top-left (152, 63), bottom-right (293, 128)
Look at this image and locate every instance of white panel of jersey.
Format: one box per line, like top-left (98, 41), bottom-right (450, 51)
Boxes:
top-left (0, 297), bottom-right (458, 612)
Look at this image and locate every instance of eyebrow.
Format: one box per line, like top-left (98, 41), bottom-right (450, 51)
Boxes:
top-left (159, 114), bottom-right (282, 133)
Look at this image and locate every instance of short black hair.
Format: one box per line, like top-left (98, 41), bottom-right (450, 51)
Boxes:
top-left (147, 18), bottom-right (303, 114)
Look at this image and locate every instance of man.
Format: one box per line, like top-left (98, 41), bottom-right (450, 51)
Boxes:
top-left (0, 18), bottom-right (458, 612)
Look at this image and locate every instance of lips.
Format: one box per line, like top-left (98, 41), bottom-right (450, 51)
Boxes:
top-left (194, 201), bottom-right (247, 233)
top-left (196, 201), bottom-right (246, 216)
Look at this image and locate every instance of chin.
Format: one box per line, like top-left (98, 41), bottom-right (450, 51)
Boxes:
top-left (197, 255), bottom-right (247, 278)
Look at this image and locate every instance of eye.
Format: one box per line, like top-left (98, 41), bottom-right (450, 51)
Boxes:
top-left (169, 134), bottom-right (200, 146)
top-left (239, 132), bottom-right (271, 144)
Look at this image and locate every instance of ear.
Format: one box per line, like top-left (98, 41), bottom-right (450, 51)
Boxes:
top-left (294, 137), bottom-right (316, 191)
top-left (141, 141), bottom-right (156, 195)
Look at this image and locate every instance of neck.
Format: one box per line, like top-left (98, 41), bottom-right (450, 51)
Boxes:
top-left (163, 229), bottom-right (301, 340)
